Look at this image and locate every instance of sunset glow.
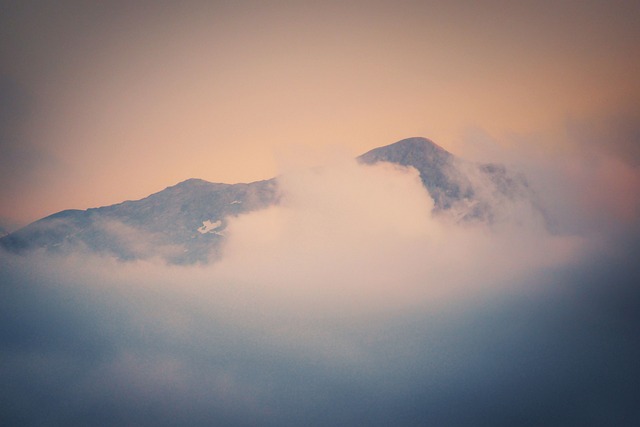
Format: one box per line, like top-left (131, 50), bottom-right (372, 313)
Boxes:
top-left (1, 2), bottom-right (639, 426)
top-left (1, 1), bottom-right (639, 226)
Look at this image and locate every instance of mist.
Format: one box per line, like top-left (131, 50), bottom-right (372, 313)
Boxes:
top-left (1, 143), bottom-right (639, 426)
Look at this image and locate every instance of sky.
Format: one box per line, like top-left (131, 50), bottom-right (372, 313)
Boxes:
top-left (1, 0), bottom-right (639, 227)
top-left (1, 2), bottom-right (640, 425)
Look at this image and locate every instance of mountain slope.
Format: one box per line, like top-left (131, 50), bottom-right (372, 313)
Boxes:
top-left (358, 137), bottom-right (460, 209)
top-left (1, 178), bottom-right (278, 264)
top-left (1, 137), bottom-right (535, 264)
top-left (359, 137), bottom-right (533, 221)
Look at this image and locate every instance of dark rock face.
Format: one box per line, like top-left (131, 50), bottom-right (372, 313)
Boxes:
top-left (1, 137), bottom-right (536, 264)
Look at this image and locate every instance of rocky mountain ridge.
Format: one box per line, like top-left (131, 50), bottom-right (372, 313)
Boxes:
top-left (1, 137), bottom-right (534, 264)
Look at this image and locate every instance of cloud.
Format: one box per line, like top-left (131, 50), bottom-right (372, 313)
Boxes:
top-left (1, 146), bottom-right (639, 426)
top-left (212, 158), bottom-right (581, 315)
top-left (459, 110), bottom-right (640, 236)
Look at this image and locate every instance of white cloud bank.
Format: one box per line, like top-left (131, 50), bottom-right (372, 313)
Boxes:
top-left (1, 139), bottom-right (639, 426)
top-left (4, 154), bottom-right (584, 338)
top-left (212, 158), bottom-right (581, 315)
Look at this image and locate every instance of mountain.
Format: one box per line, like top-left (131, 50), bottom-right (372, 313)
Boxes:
top-left (0, 137), bottom-right (534, 264)
top-left (359, 137), bottom-right (533, 220)
top-left (1, 178), bottom-right (279, 264)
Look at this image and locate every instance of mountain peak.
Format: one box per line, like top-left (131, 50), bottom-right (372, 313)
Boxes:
top-left (362, 137), bottom-right (450, 158)
top-left (387, 136), bottom-right (445, 149)
top-left (173, 178), bottom-right (214, 187)
top-left (158, 178), bottom-right (229, 195)
top-left (358, 136), bottom-right (452, 168)
top-left (357, 137), bottom-right (456, 210)
top-left (1, 136), bottom-right (534, 264)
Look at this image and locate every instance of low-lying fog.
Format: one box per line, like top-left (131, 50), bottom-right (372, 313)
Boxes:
top-left (2, 139), bottom-right (639, 426)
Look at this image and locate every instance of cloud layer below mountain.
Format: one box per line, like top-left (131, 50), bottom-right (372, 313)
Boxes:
top-left (1, 143), bottom-right (639, 426)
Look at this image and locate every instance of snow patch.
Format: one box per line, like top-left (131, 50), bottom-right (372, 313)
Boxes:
top-left (198, 220), bottom-right (223, 234)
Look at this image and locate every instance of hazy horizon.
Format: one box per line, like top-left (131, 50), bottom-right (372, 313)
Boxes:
top-left (2, 0), bottom-right (640, 226)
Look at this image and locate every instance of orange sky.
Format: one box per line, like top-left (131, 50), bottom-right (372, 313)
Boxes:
top-left (1, 0), bottom-right (639, 227)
